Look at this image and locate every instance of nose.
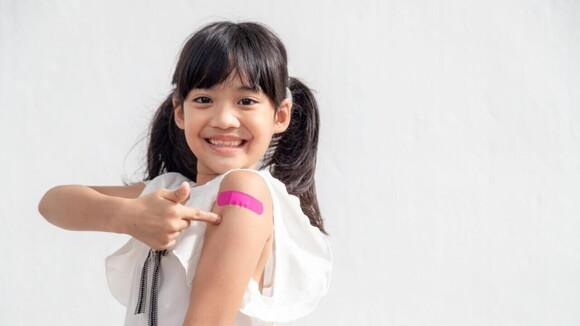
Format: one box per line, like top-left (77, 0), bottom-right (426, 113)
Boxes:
top-left (209, 103), bottom-right (240, 129)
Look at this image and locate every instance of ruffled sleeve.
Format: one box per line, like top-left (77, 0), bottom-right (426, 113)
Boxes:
top-left (236, 170), bottom-right (333, 323)
top-left (105, 172), bottom-right (192, 306)
top-left (105, 169), bottom-right (332, 324)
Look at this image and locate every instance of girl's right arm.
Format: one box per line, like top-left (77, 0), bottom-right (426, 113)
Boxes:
top-left (38, 182), bottom-right (221, 250)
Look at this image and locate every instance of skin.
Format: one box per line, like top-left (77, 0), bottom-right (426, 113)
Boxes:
top-left (38, 180), bottom-right (221, 250)
top-left (174, 75), bottom-right (290, 185)
top-left (38, 72), bottom-right (292, 325)
top-left (183, 170), bottom-right (274, 325)
top-left (174, 74), bottom-right (291, 325)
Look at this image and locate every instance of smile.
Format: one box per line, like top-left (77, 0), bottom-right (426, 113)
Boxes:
top-left (205, 138), bottom-right (247, 147)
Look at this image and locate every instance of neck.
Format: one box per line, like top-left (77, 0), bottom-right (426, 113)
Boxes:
top-left (195, 172), bottom-right (219, 186)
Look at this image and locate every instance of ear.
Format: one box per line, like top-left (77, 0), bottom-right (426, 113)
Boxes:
top-left (173, 98), bottom-right (185, 130)
top-left (273, 98), bottom-right (292, 133)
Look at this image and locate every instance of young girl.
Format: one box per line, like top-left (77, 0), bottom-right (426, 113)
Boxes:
top-left (39, 21), bottom-right (332, 326)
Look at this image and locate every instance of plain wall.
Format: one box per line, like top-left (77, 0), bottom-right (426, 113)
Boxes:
top-left (1, 0), bottom-right (579, 325)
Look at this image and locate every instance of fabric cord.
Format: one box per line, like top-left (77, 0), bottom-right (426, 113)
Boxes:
top-left (135, 249), bottom-right (167, 326)
top-left (134, 250), bottom-right (151, 315)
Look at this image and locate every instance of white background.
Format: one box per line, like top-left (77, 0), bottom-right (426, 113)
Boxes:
top-left (1, 0), bottom-right (579, 325)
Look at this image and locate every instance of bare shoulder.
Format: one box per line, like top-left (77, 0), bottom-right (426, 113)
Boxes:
top-left (219, 170), bottom-right (271, 200)
top-left (215, 170), bottom-right (273, 225)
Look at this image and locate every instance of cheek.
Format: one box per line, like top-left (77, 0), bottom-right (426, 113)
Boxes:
top-left (251, 121), bottom-right (276, 151)
top-left (181, 115), bottom-right (203, 148)
top-left (249, 117), bottom-right (274, 138)
top-left (182, 110), bottom-right (202, 133)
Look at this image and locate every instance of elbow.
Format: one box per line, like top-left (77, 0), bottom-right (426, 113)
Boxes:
top-left (38, 186), bottom-right (59, 224)
top-left (38, 190), bottom-right (49, 219)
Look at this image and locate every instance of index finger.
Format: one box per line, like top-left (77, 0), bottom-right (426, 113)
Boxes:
top-left (179, 206), bottom-right (221, 224)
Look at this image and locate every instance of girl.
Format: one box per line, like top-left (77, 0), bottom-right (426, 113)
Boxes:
top-left (39, 21), bottom-right (332, 326)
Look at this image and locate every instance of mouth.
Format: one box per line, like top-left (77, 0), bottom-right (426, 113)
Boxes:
top-left (205, 138), bottom-right (247, 148)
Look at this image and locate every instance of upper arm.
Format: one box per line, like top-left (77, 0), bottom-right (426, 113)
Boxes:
top-left (183, 171), bottom-right (273, 325)
top-left (89, 182), bottom-right (146, 199)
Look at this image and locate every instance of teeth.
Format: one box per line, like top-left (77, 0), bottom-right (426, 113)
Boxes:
top-left (208, 139), bottom-right (244, 147)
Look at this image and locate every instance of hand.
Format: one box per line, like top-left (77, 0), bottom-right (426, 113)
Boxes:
top-left (125, 182), bottom-right (221, 250)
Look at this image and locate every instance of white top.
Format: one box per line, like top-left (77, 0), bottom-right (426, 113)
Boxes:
top-left (106, 169), bottom-right (333, 326)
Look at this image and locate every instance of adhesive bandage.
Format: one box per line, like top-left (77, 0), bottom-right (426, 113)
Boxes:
top-left (217, 191), bottom-right (264, 215)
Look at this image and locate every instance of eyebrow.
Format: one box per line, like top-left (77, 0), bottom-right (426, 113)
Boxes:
top-left (236, 85), bottom-right (260, 93)
top-left (193, 85), bottom-right (261, 93)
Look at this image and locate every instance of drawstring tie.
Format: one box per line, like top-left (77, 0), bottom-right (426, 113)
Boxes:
top-left (135, 249), bottom-right (167, 326)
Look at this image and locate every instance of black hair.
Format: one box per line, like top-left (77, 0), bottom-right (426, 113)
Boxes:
top-left (146, 21), bottom-right (327, 235)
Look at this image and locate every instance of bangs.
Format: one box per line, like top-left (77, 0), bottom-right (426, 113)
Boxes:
top-left (173, 22), bottom-right (287, 103)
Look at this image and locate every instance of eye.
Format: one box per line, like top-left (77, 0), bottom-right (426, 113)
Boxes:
top-left (193, 96), bottom-right (212, 104)
top-left (238, 98), bottom-right (257, 106)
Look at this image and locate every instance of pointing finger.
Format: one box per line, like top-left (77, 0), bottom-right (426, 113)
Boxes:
top-left (180, 206), bottom-right (221, 224)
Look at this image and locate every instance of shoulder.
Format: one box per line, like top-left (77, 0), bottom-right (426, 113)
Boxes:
top-left (220, 170), bottom-right (270, 195)
top-left (216, 169), bottom-right (273, 220)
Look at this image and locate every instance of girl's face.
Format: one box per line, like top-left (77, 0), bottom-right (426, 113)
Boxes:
top-left (174, 74), bottom-right (291, 184)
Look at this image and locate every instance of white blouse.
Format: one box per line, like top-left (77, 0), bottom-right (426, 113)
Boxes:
top-left (106, 169), bottom-right (333, 325)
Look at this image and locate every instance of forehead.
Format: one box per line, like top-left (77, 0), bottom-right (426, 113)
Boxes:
top-left (203, 71), bottom-right (262, 93)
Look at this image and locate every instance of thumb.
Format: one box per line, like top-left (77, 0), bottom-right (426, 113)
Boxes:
top-left (165, 182), bottom-right (190, 204)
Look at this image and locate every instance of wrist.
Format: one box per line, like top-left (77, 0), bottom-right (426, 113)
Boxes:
top-left (108, 196), bottom-right (135, 236)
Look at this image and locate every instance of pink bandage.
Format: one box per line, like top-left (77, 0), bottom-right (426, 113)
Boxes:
top-left (217, 191), bottom-right (264, 215)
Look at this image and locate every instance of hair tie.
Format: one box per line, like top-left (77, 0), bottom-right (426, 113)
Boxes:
top-left (285, 87), bottom-right (292, 102)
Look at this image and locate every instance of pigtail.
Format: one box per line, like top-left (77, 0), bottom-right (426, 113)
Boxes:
top-left (146, 93), bottom-right (197, 181)
top-left (269, 77), bottom-right (327, 235)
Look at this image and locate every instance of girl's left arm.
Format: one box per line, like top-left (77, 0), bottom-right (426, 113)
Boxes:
top-left (183, 170), bottom-right (273, 326)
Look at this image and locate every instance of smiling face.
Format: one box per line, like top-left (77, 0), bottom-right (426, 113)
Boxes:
top-left (174, 74), bottom-right (291, 185)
